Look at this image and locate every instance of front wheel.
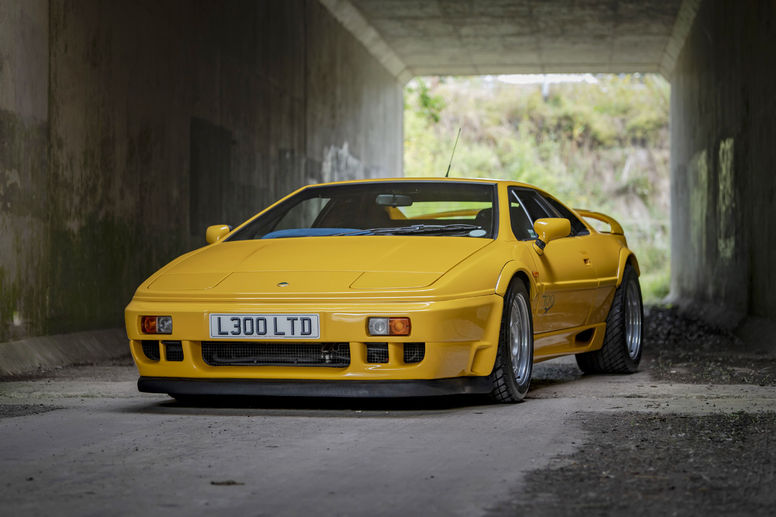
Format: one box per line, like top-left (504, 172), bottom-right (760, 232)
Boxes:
top-left (489, 279), bottom-right (534, 403)
top-left (576, 264), bottom-right (643, 374)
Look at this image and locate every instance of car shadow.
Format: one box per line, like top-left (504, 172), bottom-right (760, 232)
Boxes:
top-left (529, 359), bottom-right (584, 391)
top-left (119, 358), bottom-right (585, 417)
top-left (122, 393), bottom-right (495, 418)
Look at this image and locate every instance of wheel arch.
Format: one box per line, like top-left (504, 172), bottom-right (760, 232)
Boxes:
top-left (495, 262), bottom-right (536, 300)
top-left (616, 248), bottom-right (640, 286)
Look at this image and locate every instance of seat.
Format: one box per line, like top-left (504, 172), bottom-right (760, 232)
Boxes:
top-left (316, 199), bottom-right (393, 229)
top-left (474, 208), bottom-right (492, 230)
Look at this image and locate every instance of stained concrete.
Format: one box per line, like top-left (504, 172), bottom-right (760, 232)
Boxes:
top-left (0, 0), bottom-right (50, 342)
top-left (347, 0), bottom-right (686, 75)
top-left (669, 0), bottom-right (776, 321)
top-left (0, 0), bottom-right (403, 351)
top-left (0, 328), bottom-right (126, 377)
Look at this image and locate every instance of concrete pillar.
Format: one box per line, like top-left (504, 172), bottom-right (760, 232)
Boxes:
top-left (670, 0), bottom-right (776, 323)
top-left (0, 0), bottom-right (49, 342)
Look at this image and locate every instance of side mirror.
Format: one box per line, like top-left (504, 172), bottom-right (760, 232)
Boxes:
top-left (532, 218), bottom-right (571, 255)
top-left (206, 224), bottom-right (231, 244)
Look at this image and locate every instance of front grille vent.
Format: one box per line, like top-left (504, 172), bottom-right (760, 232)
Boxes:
top-left (141, 340), bottom-right (160, 361)
top-left (202, 342), bottom-right (350, 367)
top-left (404, 343), bottom-right (425, 363)
top-left (366, 343), bottom-right (389, 363)
top-left (163, 341), bottom-right (183, 361)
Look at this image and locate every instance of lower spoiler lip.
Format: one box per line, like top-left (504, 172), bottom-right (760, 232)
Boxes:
top-left (138, 376), bottom-right (493, 398)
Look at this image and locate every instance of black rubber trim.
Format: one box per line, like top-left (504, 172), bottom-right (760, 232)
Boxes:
top-left (138, 376), bottom-right (492, 398)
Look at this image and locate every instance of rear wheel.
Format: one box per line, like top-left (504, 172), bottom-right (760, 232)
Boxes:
top-left (489, 279), bottom-right (534, 403)
top-left (576, 264), bottom-right (643, 373)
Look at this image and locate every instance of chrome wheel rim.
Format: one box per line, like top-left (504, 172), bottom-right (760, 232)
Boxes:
top-left (509, 294), bottom-right (532, 383)
top-left (625, 280), bottom-right (642, 360)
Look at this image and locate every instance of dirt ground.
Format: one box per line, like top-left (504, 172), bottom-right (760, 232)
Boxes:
top-left (492, 306), bottom-right (776, 516)
top-left (645, 306), bottom-right (776, 386)
top-left (492, 411), bottom-right (776, 516)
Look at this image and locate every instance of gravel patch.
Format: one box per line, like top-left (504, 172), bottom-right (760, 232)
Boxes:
top-left (644, 306), bottom-right (776, 386)
top-left (0, 404), bottom-right (61, 419)
top-left (490, 411), bottom-right (776, 516)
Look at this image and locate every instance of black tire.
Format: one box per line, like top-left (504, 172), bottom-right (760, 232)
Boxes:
top-left (489, 279), bottom-right (534, 403)
top-left (576, 264), bottom-right (643, 374)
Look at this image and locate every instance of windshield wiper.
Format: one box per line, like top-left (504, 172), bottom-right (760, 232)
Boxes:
top-left (363, 223), bottom-right (483, 235)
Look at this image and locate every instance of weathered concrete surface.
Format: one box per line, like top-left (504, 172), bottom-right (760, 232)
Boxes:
top-left (0, 0), bottom-right (49, 342)
top-left (0, 328), bottom-right (126, 377)
top-left (346, 0), bottom-right (686, 75)
top-left (1, 358), bottom-right (774, 516)
top-left (0, 1), bottom-right (402, 352)
top-left (669, 0), bottom-right (776, 322)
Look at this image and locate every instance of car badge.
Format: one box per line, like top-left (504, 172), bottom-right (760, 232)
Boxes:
top-left (277, 281), bottom-right (289, 287)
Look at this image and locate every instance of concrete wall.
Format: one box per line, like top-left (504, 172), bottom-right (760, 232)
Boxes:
top-left (0, 0), bottom-right (402, 343)
top-left (0, 0), bottom-right (50, 342)
top-left (670, 0), bottom-right (776, 322)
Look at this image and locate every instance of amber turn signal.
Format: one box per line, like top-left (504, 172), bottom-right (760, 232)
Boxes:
top-left (389, 317), bottom-right (411, 336)
top-left (367, 317), bottom-right (411, 336)
top-left (141, 316), bottom-right (172, 334)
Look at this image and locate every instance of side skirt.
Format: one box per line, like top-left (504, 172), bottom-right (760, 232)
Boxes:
top-left (533, 323), bottom-right (607, 362)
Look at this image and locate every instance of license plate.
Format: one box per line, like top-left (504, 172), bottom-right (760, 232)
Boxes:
top-left (209, 314), bottom-right (320, 339)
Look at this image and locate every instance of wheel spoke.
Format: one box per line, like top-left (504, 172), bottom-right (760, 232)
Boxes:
top-left (509, 294), bottom-right (531, 383)
top-left (624, 281), bottom-right (642, 360)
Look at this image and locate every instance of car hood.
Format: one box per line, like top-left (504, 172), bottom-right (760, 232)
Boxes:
top-left (145, 236), bottom-right (493, 295)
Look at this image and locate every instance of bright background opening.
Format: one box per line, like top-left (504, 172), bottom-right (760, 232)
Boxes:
top-left (404, 74), bottom-right (670, 302)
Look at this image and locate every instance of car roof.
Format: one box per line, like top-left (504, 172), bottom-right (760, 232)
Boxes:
top-left (301, 177), bottom-right (539, 189)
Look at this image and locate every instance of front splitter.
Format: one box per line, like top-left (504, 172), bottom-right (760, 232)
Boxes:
top-left (138, 376), bottom-right (493, 398)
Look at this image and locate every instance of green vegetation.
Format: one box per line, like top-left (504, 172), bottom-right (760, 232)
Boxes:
top-left (404, 75), bottom-right (671, 302)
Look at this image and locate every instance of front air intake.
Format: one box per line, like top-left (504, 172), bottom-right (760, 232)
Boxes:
top-left (366, 343), bottom-right (389, 363)
top-left (163, 341), bottom-right (183, 361)
top-left (141, 340), bottom-right (160, 361)
top-left (404, 343), bottom-right (425, 363)
top-left (201, 342), bottom-right (350, 367)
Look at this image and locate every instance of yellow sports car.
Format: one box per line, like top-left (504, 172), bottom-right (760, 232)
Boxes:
top-left (125, 178), bottom-right (642, 402)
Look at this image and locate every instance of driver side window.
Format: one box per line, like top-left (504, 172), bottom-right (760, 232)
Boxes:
top-left (541, 195), bottom-right (589, 236)
top-left (508, 188), bottom-right (549, 240)
top-left (509, 188), bottom-right (589, 239)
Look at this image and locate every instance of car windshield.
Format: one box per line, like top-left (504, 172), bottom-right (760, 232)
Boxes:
top-left (228, 181), bottom-right (498, 240)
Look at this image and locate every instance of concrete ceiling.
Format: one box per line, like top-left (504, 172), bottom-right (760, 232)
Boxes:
top-left (321, 0), bottom-right (700, 82)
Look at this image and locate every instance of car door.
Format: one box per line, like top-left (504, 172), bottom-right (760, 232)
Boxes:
top-left (538, 193), bottom-right (621, 324)
top-left (508, 187), bottom-right (598, 333)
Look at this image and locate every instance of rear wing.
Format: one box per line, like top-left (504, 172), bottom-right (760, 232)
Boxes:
top-left (574, 209), bottom-right (624, 235)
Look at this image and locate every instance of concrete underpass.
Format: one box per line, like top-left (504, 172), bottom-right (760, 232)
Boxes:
top-left (1, 1), bottom-right (775, 515)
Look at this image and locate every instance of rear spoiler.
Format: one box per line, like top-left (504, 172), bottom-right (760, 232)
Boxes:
top-left (574, 209), bottom-right (624, 235)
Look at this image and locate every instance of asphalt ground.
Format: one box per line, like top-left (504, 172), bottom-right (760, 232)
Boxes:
top-left (1, 307), bottom-right (775, 516)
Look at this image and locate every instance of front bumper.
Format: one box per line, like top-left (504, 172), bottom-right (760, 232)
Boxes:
top-left (125, 294), bottom-right (504, 383)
